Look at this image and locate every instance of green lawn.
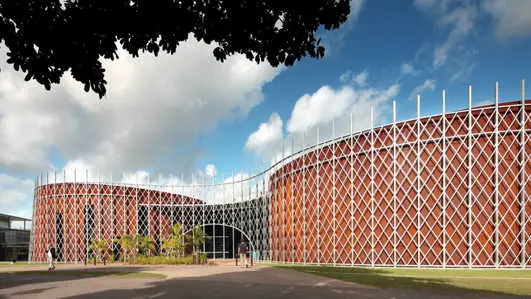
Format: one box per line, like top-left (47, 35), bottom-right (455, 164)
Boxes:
top-left (274, 265), bottom-right (531, 296)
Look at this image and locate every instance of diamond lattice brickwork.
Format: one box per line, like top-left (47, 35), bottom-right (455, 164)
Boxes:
top-left (30, 100), bottom-right (530, 268)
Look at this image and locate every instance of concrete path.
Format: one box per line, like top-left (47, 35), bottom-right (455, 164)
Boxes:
top-left (0, 263), bottom-right (526, 299)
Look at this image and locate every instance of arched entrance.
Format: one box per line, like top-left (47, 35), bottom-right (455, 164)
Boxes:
top-left (185, 224), bottom-right (254, 259)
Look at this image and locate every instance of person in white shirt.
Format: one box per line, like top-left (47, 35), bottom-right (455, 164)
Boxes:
top-left (47, 247), bottom-right (55, 270)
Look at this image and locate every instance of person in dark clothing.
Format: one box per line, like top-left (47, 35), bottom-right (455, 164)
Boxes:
top-left (237, 241), bottom-right (249, 268)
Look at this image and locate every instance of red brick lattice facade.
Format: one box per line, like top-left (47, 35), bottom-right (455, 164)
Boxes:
top-left (30, 98), bottom-right (531, 267)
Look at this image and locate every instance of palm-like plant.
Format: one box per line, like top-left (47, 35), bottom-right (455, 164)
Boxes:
top-left (134, 234), bottom-right (156, 257)
top-left (114, 234), bottom-right (135, 263)
top-left (87, 239), bottom-right (107, 265)
top-left (161, 223), bottom-right (184, 257)
top-left (186, 226), bottom-right (206, 263)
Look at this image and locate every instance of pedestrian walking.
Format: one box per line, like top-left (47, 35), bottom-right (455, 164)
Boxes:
top-left (237, 241), bottom-right (249, 268)
top-left (47, 246), bottom-right (56, 270)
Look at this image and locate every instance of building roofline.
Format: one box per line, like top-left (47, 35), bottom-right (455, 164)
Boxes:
top-left (0, 213), bottom-right (31, 222)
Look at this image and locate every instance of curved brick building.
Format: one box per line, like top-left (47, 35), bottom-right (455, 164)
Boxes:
top-left (30, 97), bottom-right (531, 267)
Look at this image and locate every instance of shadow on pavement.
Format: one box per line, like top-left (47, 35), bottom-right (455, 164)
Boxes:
top-left (0, 266), bottom-right (151, 289)
top-left (1, 265), bottom-right (528, 299)
top-left (63, 267), bottom-right (527, 299)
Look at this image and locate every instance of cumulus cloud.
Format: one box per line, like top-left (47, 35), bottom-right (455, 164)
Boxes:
top-left (353, 70), bottom-right (368, 87)
top-left (287, 81), bottom-right (399, 134)
top-left (0, 173), bottom-right (35, 221)
top-left (409, 79), bottom-right (436, 100)
top-left (482, 0), bottom-right (531, 40)
top-left (248, 79), bottom-right (400, 166)
top-left (0, 35), bottom-right (280, 175)
top-left (245, 113), bottom-right (284, 157)
top-left (205, 164), bottom-right (217, 177)
top-left (0, 34), bottom-right (282, 216)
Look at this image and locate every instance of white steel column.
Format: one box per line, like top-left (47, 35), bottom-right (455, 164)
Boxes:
top-left (317, 127), bottom-right (321, 265)
top-left (158, 174), bottom-right (162, 255)
top-left (350, 112), bottom-right (355, 266)
top-left (494, 82), bottom-right (500, 268)
top-left (54, 171), bottom-right (57, 251)
top-left (123, 174), bottom-right (127, 237)
top-left (467, 85), bottom-right (473, 268)
top-left (520, 79), bottom-right (526, 268)
top-left (45, 172), bottom-right (49, 250)
top-left (74, 170), bottom-right (78, 263)
top-left (280, 142), bottom-right (285, 262)
top-left (135, 173), bottom-right (139, 236)
top-left (393, 100), bottom-right (397, 267)
top-left (291, 137), bottom-right (295, 264)
top-left (202, 176), bottom-right (206, 255)
top-left (222, 173), bottom-right (226, 259)
top-left (85, 170), bottom-right (89, 261)
top-left (62, 170), bottom-right (66, 261)
top-left (210, 176), bottom-right (217, 260)
top-left (303, 132), bottom-right (307, 264)
top-left (232, 169), bottom-right (236, 259)
top-left (98, 170), bottom-right (101, 241)
top-left (370, 107), bottom-right (375, 267)
top-left (240, 168), bottom-right (244, 260)
top-left (180, 174), bottom-right (185, 250)
top-left (416, 95), bottom-right (421, 268)
top-left (442, 90), bottom-right (447, 268)
top-left (332, 119), bottom-right (337, 266)
top-left (192, 174), bottom-right (196, 259)
top-left (147, 174), bottom-right (151, 238)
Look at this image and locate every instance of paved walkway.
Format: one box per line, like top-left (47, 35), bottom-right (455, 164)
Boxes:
top-left (0, 263), bottom-right (526, 299)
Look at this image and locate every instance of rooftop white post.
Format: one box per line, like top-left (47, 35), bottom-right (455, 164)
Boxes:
top-left (302, 129), bottom-right (307, 264)
top-left (467, 85), bottom-right (473, 268)
top-left (332, 118), bottom-right (337, 266)
top-left (494, 81), bottom-right (500, 268)
top-left (222, 172), bottom-right (226, 259)
top-left (350, 111), bottom-right (354, 266)
top-left (232, 168), bottom-right (235, 259)
top-left (416, 94), bottom-right (421, 268)
top-left (147, 172), bottom-right (151, 238)
top-left (370, 105), bottom-right (375, 267)
top-left (393, 100), bottom-right (397, 267)
top-left (442, 89), bottom-right (447, 268)
top-left (520, 79), bottom-right (526, 268)
top-left (74, 169), bottom-right (78, 263)
top-left (316, 126), bottom-right (321, 265)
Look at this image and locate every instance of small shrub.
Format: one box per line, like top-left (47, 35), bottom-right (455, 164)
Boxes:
top-left (136, 255), bottom-right (202, 265)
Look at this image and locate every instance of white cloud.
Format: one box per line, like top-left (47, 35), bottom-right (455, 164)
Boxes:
top-left (339, 70), bottom-right (352, 83)
top-left (482, 0), bottom-right (531, 40)
top-left (249, 81), bottom-right (400, 166)
top-left (0, 35), bottom-right (283, 216)
top-left (0, 173), bottom-right (34, 221)
top-left (245, 113), bottom-right (284, 156)
top-left (353, 70), bottom-right (368, 87)
top-left (409, 79), bottom-right (436, 100)
top-left (0, 34), bottom-right (281, 175)
top-left (286, 78), bottom-right (399, 135)
top-left (205, 164), bottom-right (217, 177)
top-left (414, 0), bottom-right (477, 68)
top-left (401, 63), bottom-right (415, 75)
top-left (287, 86), bottom-right (354, 133)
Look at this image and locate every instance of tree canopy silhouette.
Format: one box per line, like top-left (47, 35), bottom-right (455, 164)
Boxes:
top-left (0, 0), bottom-right (350, 98)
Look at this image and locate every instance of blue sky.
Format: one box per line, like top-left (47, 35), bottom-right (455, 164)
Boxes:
top-left (1, 0), bottom-right (531, 219)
